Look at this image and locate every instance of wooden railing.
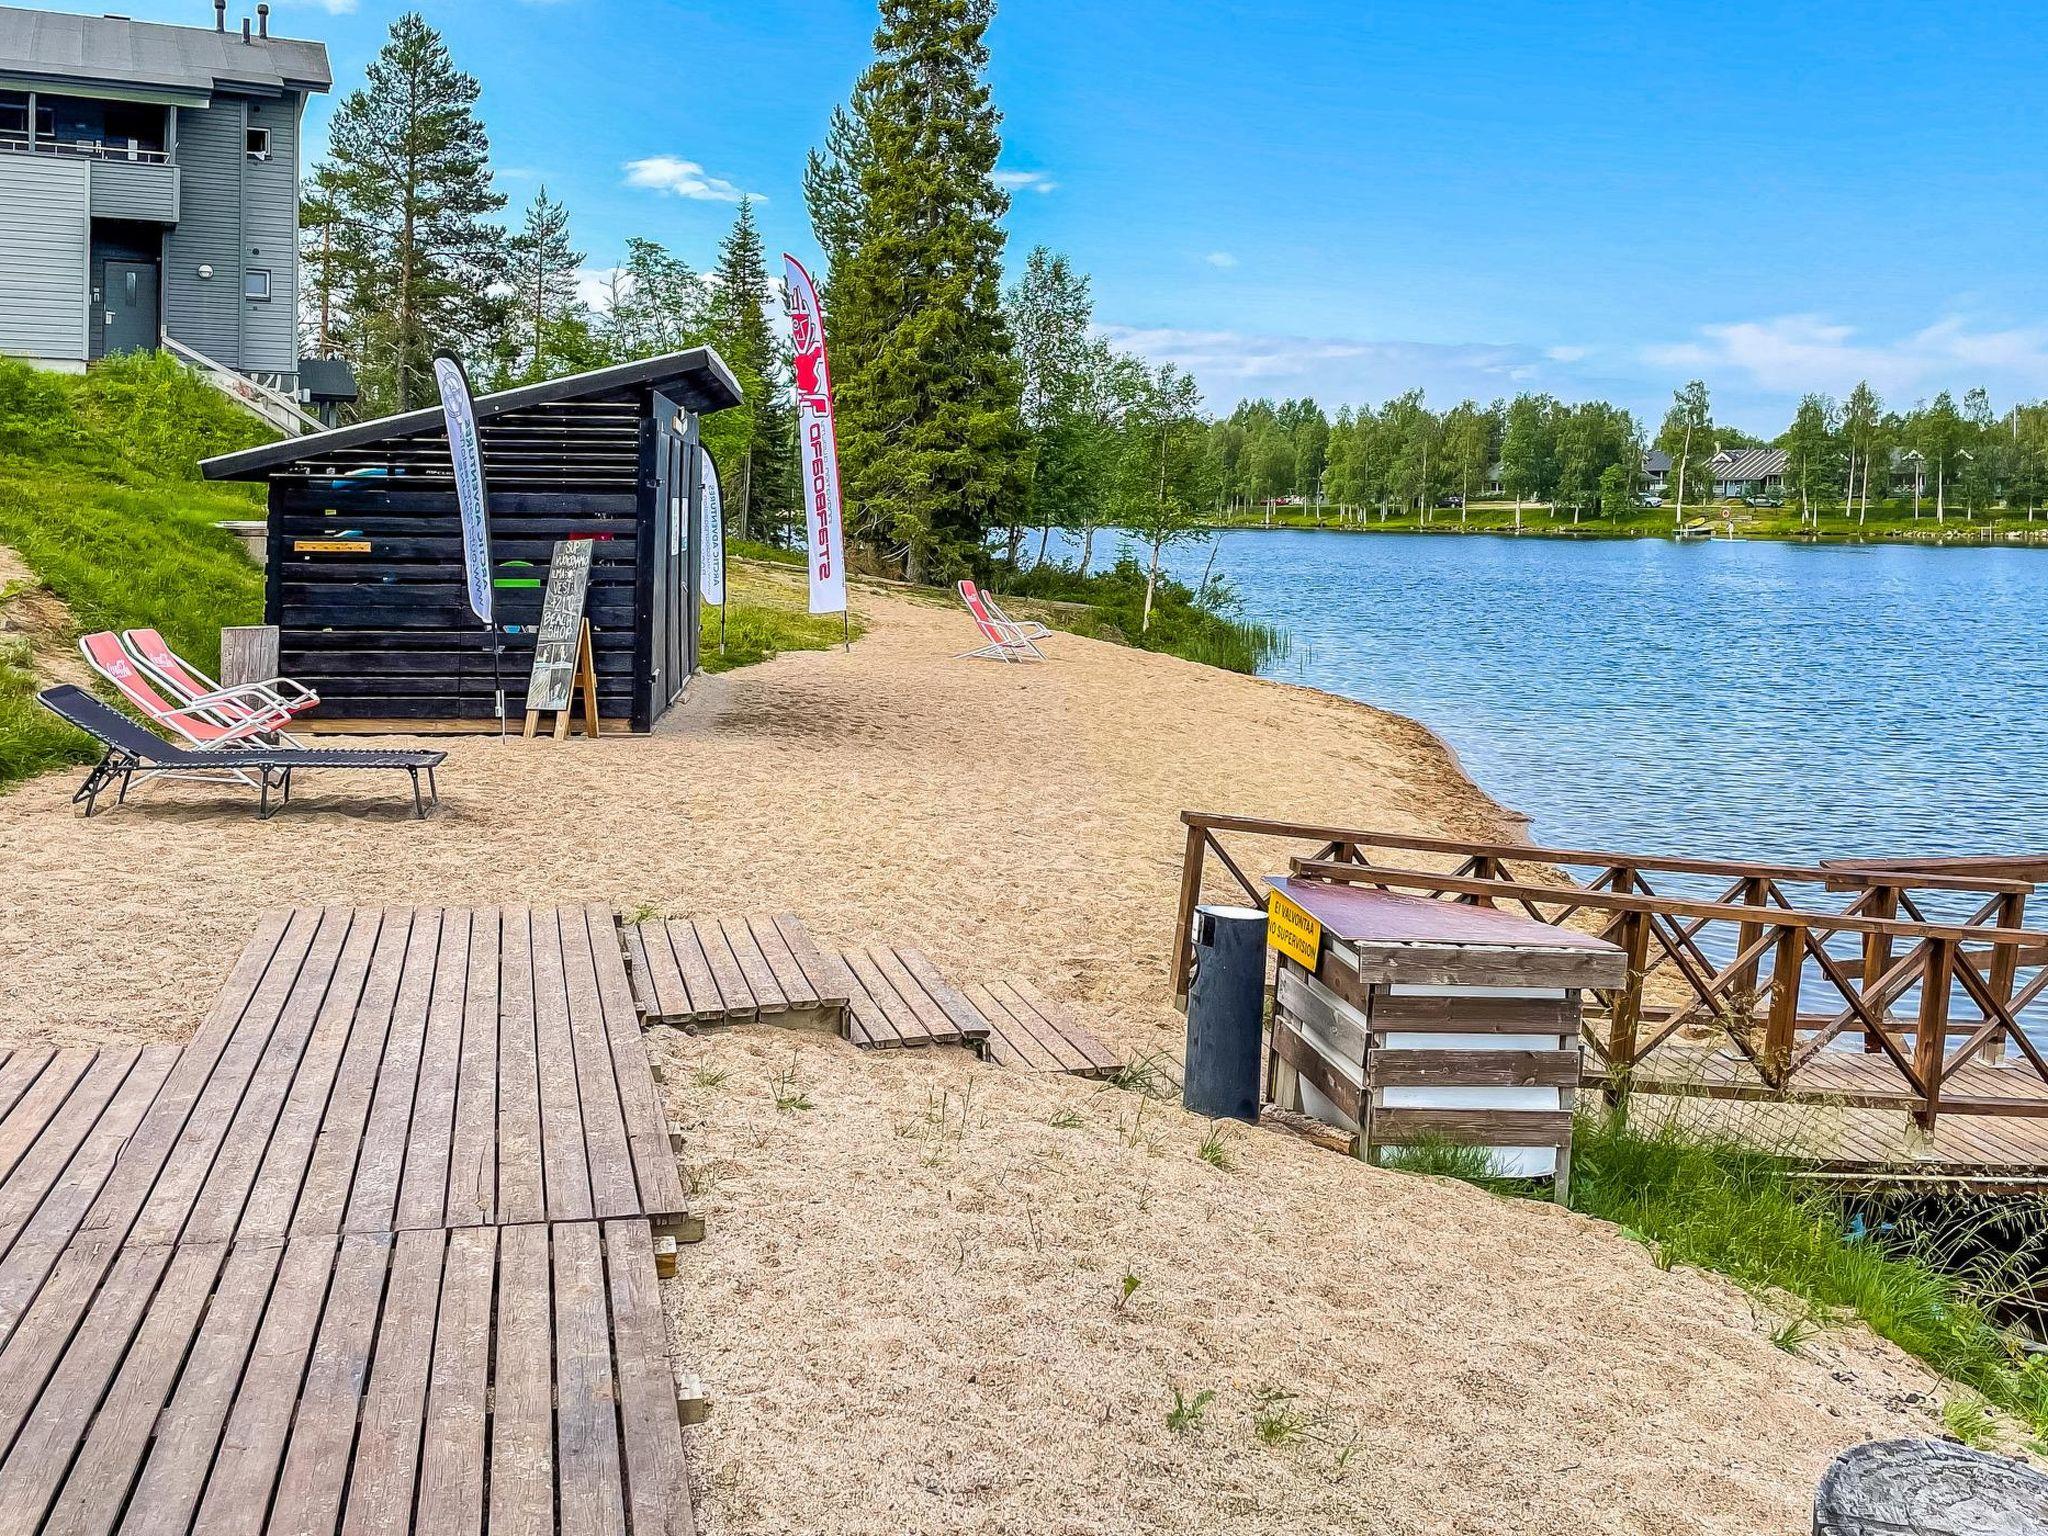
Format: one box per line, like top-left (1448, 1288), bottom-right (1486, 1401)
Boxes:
top-left (1172, 811), bottom-right (2048, 1132)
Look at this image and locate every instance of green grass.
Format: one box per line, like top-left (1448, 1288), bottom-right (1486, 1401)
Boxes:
top-left (998, 552), bottom-right (1286, 674)
top-left (699, 560), bottom-right (863, 674)
top-left (1531, 1112), bottom-right (2048, 1436)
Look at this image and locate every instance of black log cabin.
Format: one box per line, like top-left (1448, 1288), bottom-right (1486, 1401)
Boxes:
top-left (201, 350), bottom-right (742, 732)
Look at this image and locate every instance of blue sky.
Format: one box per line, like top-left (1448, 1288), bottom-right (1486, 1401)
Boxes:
top-left (132, 0), bottom-right (2048, 428)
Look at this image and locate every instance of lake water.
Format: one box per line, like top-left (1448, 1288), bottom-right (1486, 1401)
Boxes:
top-left (1073, 528), bottom-right (2048, 871)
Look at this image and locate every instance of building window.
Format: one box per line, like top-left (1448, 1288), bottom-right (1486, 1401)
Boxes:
top-left (246, 126), bottom-right (271, 160)
top-left (245, 268), bottom-right (272, 301)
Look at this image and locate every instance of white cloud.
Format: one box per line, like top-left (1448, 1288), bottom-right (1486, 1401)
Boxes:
top-left (621, 155), bottom-right (758, 204)
top-left (1203, 251), bottom-right (1239, 269)
top-left (993, 169), bottom-right (1058, 195)
top-left (1643, 313), bottom-right (2048, 401)
top-left (1545, 344), bottom-right (1590, 363)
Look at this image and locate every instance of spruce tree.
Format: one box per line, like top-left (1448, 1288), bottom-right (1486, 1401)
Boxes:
top-left (706, 199), bottom-right (781, 539)
top-left (499, 186), bottom-right (586, 385)
top-left (316, 11), bottom-right (505, 411)
top-left (801, 103), bottom-right (871, 306)
top-left (819, 0), bottom-right (1025, 581)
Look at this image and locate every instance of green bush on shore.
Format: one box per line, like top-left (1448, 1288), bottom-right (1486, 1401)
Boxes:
top-left (997, 553), bottom-right (1286, 674)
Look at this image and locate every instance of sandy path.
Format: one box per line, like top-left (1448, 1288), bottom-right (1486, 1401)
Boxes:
top-left (0, 569), bottom-right (1952, 1532)
top-left (0, 568), bottom-right (1510, 1047)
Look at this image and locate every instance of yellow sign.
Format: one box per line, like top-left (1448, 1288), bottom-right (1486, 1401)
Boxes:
top-left (292, 539), bottom-right (372, 553)
top-left (1267, 888), bottom-right (1323, 971)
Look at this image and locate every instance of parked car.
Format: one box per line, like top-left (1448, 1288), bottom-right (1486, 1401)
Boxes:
top-left (1436, 494), bottom-right (1465, 509)
top-left (1743, 494), bottom-right (1783, 508)
top-left (1637, 493), bottom-right (1664, 508)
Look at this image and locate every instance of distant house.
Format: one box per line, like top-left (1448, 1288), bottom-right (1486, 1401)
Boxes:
top-left (0, 3), bottom-right (330, 393)
top-left (1709, 447), bottom-right (1788, 499)
top-left (1640, 449), bottom-right (1671, 493)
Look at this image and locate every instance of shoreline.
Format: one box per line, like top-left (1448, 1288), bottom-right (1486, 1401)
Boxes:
top-left (1191, 517), bottom-right (2048, 550)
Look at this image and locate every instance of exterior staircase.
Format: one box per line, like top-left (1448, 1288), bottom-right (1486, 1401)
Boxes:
top-left (160, 331), bottom-right (323, 437)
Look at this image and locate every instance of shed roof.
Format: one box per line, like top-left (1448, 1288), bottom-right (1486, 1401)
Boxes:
top-left (1708, 447), bottom-right (1789, 481)
top-left (201, 348), bottom-right (745, 481)
top-left (0, 5), bottom-right (331, 101)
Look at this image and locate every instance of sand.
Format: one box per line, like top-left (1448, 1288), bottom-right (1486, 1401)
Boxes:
top-left (0, 566), bottom-right (1955, 1531)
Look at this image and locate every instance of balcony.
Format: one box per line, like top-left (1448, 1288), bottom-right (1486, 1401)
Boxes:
top-left (88, 158), bottom-right (180, 223)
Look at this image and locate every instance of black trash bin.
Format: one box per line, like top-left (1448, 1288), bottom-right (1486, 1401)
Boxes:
top-left (1183, 904), bottom-right (1267, 1122)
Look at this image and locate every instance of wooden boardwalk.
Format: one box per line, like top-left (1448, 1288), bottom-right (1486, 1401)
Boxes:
top-left (0, 906), bottom-right (699, 1535)
top-left (623, 915), bottom-right (1122, 1077)
top-left (1619, 1044), bottom-right (2048, 1184)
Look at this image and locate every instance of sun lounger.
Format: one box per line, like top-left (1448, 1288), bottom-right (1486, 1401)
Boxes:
top-left (38, 684), bottom-right (446, 819)
top-left (124, 627), bottom-right (319, 723)
top-left (955, 580), bottom-right (1044, 662)
top-left (78, 631), bottom-right (295, 750)
top-left (975, 587), bottom-right (1052, 643)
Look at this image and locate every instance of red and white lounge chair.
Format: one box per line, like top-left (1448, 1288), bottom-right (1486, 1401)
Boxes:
top-left (78, 632), bottom-right (296, 760)
top-left (124, 627), bottom-right (319, 722)
top-left (977, 587), bottom-right (1051, 643)
top-left (955, 580), bottom-right (1044, 662)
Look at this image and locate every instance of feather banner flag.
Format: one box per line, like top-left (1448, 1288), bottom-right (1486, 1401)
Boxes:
top-left (782, 255), bottom-right (847, 616)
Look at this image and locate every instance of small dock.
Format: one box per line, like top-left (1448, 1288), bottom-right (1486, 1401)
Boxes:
top-left (0, 905), bottom-right (700, 1536)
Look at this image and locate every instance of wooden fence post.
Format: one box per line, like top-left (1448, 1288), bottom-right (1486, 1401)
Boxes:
top-left (1605, 909), bottom-right (1651, 1107)
top-left (1983, 890), bottom-right (2026, 1063)
top-left (1913, 938), bottom-right (1954, 1131)
top-left (1861, 885), bottom-right (1898, 1052)
top-left (1170, 821), bottom-right (1208, 1004)
top-left (219, 625), bottom-right (280, 690)
top-left (1732, 876), bottom-right (1768, 1023)
top-left (1763, 925), bottom-right (1802, 1087)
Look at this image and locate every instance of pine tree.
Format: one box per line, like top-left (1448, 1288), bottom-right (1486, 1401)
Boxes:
top-left (499, 186), bottom-right (585, 385)
top-left (820, 0), bottom-right (1025, 582)
top-left (706, 199), bottom-right (782, 539)
top-left (801, 103), bottom-right (872, 304)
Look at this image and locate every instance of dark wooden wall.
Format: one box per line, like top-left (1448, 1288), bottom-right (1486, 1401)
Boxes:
top-left (264, 395), bottom-right (652, 726)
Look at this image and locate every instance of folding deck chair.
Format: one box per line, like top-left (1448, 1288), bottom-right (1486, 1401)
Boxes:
top-left (124, 628), bottom-right (319, 723)
top-left (77, 632), bottom-right (295, 760)
top-left (38, 686), bottom-right (446, 819)
top-left (976, 587), bottom-right (1052, 644)
top-left (955, 580), bottom-right (1045, 662)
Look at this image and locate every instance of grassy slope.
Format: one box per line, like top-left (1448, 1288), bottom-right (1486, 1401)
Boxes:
top-left (1385, 1115), bottom-right (2048, 1449)
top-left (1211, 499), bottom-right (2048, 544)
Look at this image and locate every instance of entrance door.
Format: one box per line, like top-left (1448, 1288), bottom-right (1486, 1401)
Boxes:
top-left (102, 261), bottom-right (159, 356)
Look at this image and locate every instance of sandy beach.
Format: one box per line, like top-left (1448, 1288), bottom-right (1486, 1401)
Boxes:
top-left (0, 566), bottom-right (1954, 1533)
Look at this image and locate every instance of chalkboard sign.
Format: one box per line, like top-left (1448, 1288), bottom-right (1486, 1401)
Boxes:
top-left (524, 539), bottom-right (595, 712)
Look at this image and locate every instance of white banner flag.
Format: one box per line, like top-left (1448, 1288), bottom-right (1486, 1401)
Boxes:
top-left (433, 352), bottom-right (492, 627)
top-left (699, 450), bottom-right (725, 606)
top-left (782, 255), bottom-right (847, 616)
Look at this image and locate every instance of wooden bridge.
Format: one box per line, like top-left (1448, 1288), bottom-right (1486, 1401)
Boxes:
top-left (1173, 812), bottom-right (2048, 1188)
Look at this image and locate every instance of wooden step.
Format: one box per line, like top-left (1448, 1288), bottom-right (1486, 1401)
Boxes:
top-left (964, 976), bottom-right (1123, 1079)
top-left (838, 945), bottom-right (993, 1050)
top-left (624, 913), bottom-right (849, 1034)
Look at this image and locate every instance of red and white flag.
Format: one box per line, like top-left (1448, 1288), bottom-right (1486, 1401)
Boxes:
top-left (782, 255), bottom-right (848, 616)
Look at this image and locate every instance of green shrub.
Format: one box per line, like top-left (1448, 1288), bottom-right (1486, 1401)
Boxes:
top-left (999, 552), bottom-right (1286, 674)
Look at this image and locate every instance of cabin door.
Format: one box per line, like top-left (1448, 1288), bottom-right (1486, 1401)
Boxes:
top-left (101, 261), bottom-right (159, 357)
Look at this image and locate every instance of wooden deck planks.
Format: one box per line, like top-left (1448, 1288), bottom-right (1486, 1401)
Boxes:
top-left (965, 978), bottom-right (1122, 1079)
top-left (0, 904), bottom-right (701, 1536)
top-left (623, 913), bottom-right (851, 1032)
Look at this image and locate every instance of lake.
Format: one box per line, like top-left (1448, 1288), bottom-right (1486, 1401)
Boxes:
top-left (1076, 528), bottom-right (2048, 871)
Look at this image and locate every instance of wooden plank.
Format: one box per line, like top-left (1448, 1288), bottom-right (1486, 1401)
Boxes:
top-left (772, 914), bottom-right (855, 1012)
top-left (721, 918), bottom-right (788, 1015)
top-left (35, 1241), bottom-right (227, 1536)
top-left (557, 908), bottom-right (641, 1221)
top-left (964, 983), bottom-right (1058, 1073)
top-left (896, 950), bottom-right (990, 1042)
top-left (339, 1228), bottom-right (443, 1536)
top-left (629, 921), bottom-right (688, 1024)
top-left (1008, 977), bottom-right (1122, 1075)
top-left (1344, 939), bottom-right (1623, 991)
top-left (0, 1050), bottom-right (97, 1193)
top-left (225, 909), bottom-right (387, 1244)
top-left (986, 980), bottom-right (1098, 1075)
top-left (839, 950), bottom-right (908, 1047)
top-left (488, 1224), bottom-right (556, 1536)
top-left (189, 1235), bottom-right (338, 1536)
top-left (266, 1233), bottom-right (391, 1536)
top-left (445, 908), bottom-right (502, 1230)
top-left (604, 1219), bottom-right (695, 1536)
top-left (0, 1050), bottom-right (55, 1133)
top-left (583, 906), bottom-right (689, 1225)
top-left (694, 920), bottom-right (757, 1021)
top-left (415, 1225), bottom-right (496, 1536)
top-left (1270, 1017), bottom-right (1364, 1124)
top-left (1368, 1049), bottom-right (1582, 1088)
top-left (496, 907), bottom-right (549, 1227)
top-left (0, 1240), bottom-right (175, 1536)
top-left (117, 1239), bottom-right (286, 1536)
top-left (291, 910), bottom-right (415, 1239)
top-left (869, 948), bottom-right (957, 1044)
top-left (396, 907), bottom-right (474, 1232)
top-left (0, 1048), bottom-right (151, 1260)
top-left (554, 1223), bottom-right (630, 1536)
top-left (663, 921), bottom-right (723, 1022)
top-left (1367, 992), bottom-right (1579, 1032)
top-left (1369, 1106), bottom-right (1575, 1147)
top-left (749, 915), bottom-right (820, 1010)
top-left (531, 909), bottom-right (596, 1224)
top-left (343, 910), bottom-right (442, 1235)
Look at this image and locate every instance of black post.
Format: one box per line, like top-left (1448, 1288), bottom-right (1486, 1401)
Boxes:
top-left (1182, 904), bottom-right (1268, 1122)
